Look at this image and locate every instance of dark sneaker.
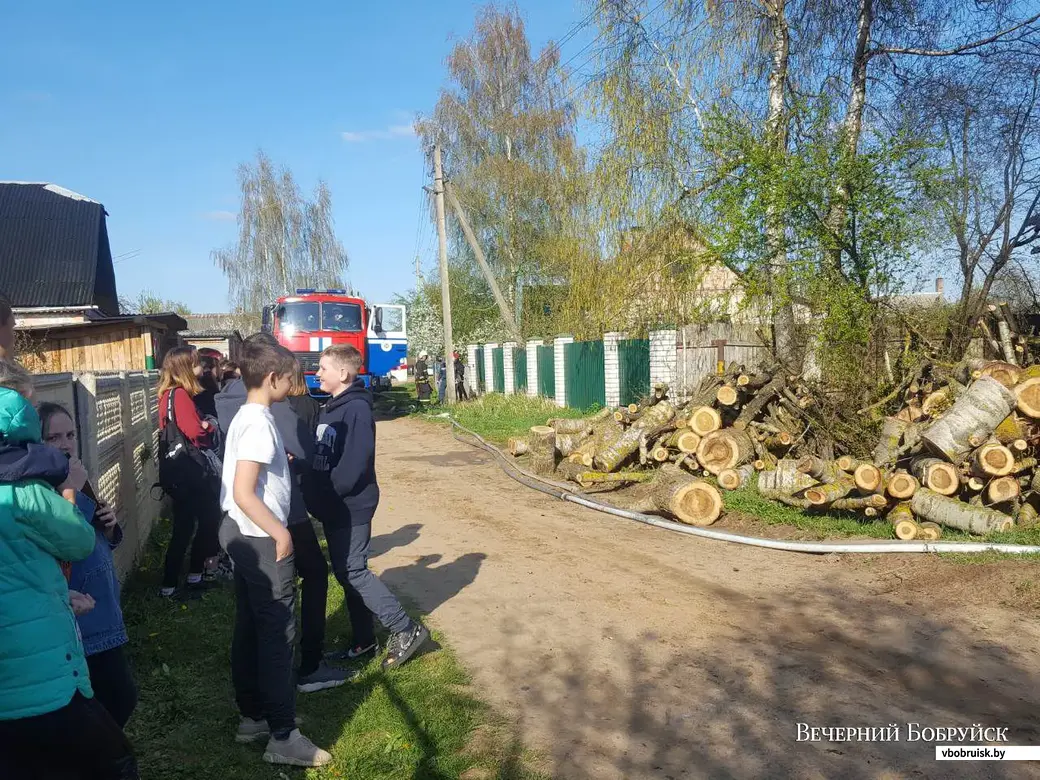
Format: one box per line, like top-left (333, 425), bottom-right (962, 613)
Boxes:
top-left (262, 729), bottom-right (332, 767)
top-left (325, 640), bottom-right (379, 663)
top-left (382, 623), bottom-right (430, 670)
top-left (297, 661), bottom-right (356, 693)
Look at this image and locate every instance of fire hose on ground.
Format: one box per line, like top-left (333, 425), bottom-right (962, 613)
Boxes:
top-left (447, 417), bottom-right (1040, 556)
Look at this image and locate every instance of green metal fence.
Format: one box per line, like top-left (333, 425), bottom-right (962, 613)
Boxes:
top-left (492, 347), bottom-right (505, 393)
top-left (514, 347), bottom-right (528, 394)
top-left (537, 345), bottom-right (555, 398)
top-left (564, 340), bottom-right (606, 410)
top-left (618, 338), bottom-right (651, 406)
top-left (475, 348), bottom-right (486, 393)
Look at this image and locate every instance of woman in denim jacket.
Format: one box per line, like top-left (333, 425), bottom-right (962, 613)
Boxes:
top-left (39, 402), bottom-right (137, 727)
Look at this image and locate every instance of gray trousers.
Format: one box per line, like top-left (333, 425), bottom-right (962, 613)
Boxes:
top-left (323, 513), bottom-right (412, 638)
top-left (219, 517), bottom-right (297, 734)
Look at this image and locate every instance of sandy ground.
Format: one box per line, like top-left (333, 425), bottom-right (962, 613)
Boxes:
top-left (366, 417), bottom-right (1040, 780)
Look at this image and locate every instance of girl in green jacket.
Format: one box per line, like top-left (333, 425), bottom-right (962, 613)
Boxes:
top-left (0, 377), bottom-right (139, 778)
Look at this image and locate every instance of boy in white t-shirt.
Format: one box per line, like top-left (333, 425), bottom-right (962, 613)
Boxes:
top-left (218, 340), bottom-right (331, 768)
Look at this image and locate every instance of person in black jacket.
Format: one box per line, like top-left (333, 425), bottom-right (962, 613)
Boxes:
top-left (215, 333), bottom-right (351, 693)
top-left (307, 344), bottom-right (429, 669)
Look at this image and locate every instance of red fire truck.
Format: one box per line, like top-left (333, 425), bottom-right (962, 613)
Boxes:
top-left (261, 289), bottom-right (407, 394)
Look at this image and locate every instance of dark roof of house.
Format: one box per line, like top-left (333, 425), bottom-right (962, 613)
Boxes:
top-left (0, 182), bottom-right (119, 314)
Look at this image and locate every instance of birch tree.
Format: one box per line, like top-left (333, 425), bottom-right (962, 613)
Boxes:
top-left (212, 151), bottom-right (350, 315)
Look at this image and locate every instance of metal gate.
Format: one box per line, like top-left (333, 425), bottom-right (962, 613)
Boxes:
top-left (618, 338), bottom-right (651, 406)
top-left (475, 348), bottom-right (486, 393)
top-left (537, 344), bottom-right (555, 398)
top-left (564, 340), bottom-right (606, 410)
top-left (514, 347), bottom-right (528, 394)
top-left (492, 347), bottom-right (504, 393)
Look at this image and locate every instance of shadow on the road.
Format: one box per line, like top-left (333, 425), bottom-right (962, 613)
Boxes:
top-left (399, 450), bottom-right (492, 468)
top-left (493, 578), bottom-right (1040, 780)
top-left (370, 523), bottom-right (423, 557)
top-left (379, 552), bottom-right (487, 616)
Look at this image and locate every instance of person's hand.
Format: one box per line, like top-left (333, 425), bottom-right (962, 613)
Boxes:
top-left (69, 590), bottom-right (95, 616)
top-left (272, 527), bottom-right (293, 562)
top-left (96, 501), bottom-right (119, 541)
top-left (61, 457), bottom-right (88, 493)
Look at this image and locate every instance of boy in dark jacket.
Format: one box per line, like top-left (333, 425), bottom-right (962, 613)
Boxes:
top-left (307, 344), bottom-right (429, 669)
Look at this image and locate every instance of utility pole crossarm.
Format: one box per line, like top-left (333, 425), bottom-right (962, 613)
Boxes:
top-left (444, 181), bottom-right (523, 343)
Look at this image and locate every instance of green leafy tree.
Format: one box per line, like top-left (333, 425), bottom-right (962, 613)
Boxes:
top-left (120, 290), bottom-right (192, 316)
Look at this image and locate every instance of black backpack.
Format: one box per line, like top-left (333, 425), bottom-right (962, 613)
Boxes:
top-left (158, 388), bottom-right (218, 496)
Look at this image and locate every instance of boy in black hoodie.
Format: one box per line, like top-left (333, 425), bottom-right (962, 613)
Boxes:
top-left (307, 344), bottom-right (429, 669)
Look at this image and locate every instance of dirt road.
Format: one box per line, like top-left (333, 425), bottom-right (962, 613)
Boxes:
top-left (368, 418), bottom-right (1040, 779)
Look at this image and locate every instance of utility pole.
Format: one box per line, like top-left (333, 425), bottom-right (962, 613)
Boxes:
top-left (433, 142), bottom-right (457, 403)
top-left (444, 181), bottom-right (522, 343)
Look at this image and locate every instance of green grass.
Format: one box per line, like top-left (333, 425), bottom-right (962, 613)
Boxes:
top-left (122, 526), bottom-right (544, 779)
top-left (424, 393), bottom-right (591, 444)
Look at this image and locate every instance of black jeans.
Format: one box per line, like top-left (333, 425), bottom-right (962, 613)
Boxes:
top-left (0, 691), bottom-right (138, 779)
top-left (220, 517), bottom-right (297, 734)
top-left (87, 645), bottom-right (138, 728)
top-left (162, 482), bottom-right (221, 588)
top-left (323, 511), bottom-right (411, 639)
top-left (288, 520), bottom-right (328, 676)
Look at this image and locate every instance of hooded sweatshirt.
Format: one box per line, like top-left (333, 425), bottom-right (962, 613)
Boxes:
top-left (307, 378), bottom-right (379, 524)
top-left (0, 388), bottom-right (95, 720)
top-left (214, 378), bottom-right (311, 524)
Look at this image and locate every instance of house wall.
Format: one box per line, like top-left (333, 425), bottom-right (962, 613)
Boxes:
top-left (183, 336), bottom-right (230, 356)
top-left (20, 325), bottom-right (157, 373)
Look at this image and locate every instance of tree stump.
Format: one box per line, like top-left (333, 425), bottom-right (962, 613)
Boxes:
top-left (911, 488), bottom-right (1014, 534)
top-left (920, 376), bottom-right (1017, 462)
top-left (528, 425), bottom-right (557, 476)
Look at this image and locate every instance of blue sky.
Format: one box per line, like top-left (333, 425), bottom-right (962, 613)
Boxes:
top-left (0, 0), bottom-right (587, 313)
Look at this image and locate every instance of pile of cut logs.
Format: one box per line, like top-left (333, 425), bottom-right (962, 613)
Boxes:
top-left (506, 358), bottom-right (1040, 540)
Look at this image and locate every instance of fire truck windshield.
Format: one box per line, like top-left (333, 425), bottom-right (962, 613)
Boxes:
top-left (278, 302), bottom-right (320, 334)
top-left (321, 302), bottom-right (363, 332)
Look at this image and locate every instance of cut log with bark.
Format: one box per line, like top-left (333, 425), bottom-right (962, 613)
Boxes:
top-left (873, 417), bottom-right (910, 467)
top-left (757, 460), bottom-right (818, 495)
top-left (980, 360), bottom-right (1022, 388)
top-left (548, 418), bottom-right (592, 434)
top-left (664, 429), bottom-right (701, 454)
top-left (986, 476), bottom-right (1021, 504)
top-left (853, 463), bottom-right (884, 494)
top-left (528, 426), bottom-right (557, 476)
top-left (887, 472), bottom-right (920, 500)
top-left (732, 374), bottom-right (786, 431)
top-left (717, 464), bottom-right (755, 491)
top-left (507, 437), bottom-right (529, 456)
top-left (594, 402), bottom-right (676, 473)
top-left (911, 488), bottom-right (1015, 534)
top-left (796, 456), bottom-right (844, 484)
top-left (716, 385), bottom-right (741, 407)
top-left (696, 428), bottom-right (755, 475)
top-left (647, 467), bottom-right (723, 526)
top-left (972, 441), bottom-right (1016, 477)
top-left (830, 494), bottom-right (887, 511)
top-left (804, 477), bottom-right (855, 506)
top-left (909, 457), bottom-right (960, 496)
top-left (688, 406), bottom-right (723, 436)
top-left (1015, 377), bottom-right (1040, 419)
top-left (555, 431), bottom-right (591, 457)
top-left (920, 376), bottom-right (1017, 462)
top-left (1016, 501), bottom-right (1039, 529)
top-left (888, 502), bottom-right (919, 540)
top-left (917, 521), bottom-right (942, 541)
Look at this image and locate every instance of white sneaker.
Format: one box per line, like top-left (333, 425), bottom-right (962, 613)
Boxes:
top-left (262, 729), bottom-right (332, 767)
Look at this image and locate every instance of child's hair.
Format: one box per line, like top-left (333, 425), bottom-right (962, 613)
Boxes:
top-left (246, 332), bottom-right (280, 348)
top-left (37, 401), bottom-right (73, 435)
top-left (239, 340), bottom-right (296, 390)
top-left (289, 361), bottom-right (309, 397)
top-left (322, 344), bottom-right (363, 375)
top-left (157, 347), bottom-right (202, 397)
top-left (0, 358), bottom-right (33, 397)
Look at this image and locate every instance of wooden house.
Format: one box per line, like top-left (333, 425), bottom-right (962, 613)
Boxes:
top-left (0, 181), bottom-right (187, 372)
